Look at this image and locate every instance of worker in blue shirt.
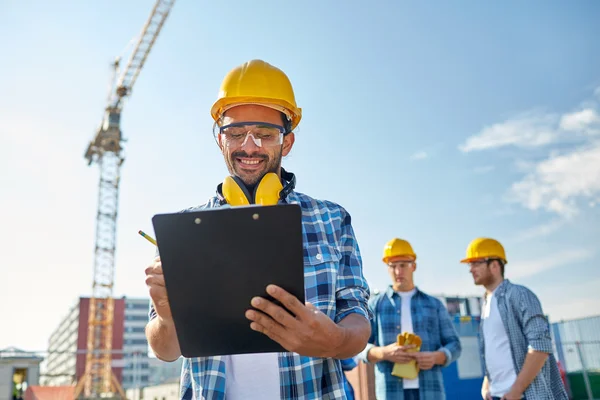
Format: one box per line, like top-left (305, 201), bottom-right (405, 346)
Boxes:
top-left (357, 238), bottom-right (462, 400)
top-left (144, 59), bottom-right (372, 400)
top-left (461, 237), bottom-right (568, 400)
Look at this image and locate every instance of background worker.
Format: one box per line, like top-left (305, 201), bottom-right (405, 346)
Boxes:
top-left (357, 238), bottom-right (462, 400)
top-left (461, 237), bottom-right (568, 400)
top-left (144, 59), bottom-right (372, 399)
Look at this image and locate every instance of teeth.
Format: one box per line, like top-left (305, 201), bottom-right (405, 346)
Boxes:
top-left (240, 159), bottom-right (260, 165)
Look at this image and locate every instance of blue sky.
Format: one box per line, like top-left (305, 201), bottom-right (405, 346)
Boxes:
top-left (1, 0), bottom-right (599, 351)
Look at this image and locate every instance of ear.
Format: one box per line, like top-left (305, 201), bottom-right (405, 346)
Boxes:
top-left (282, 132), bottom-right (295, 157)
top-left (412, 262), bottom-right (417, 272)
top-left (217, 133), bottom-right (226, 152)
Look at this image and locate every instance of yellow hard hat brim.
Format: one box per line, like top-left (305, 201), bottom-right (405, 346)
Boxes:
top-left (460, 257), bottom-right (507, 264)
top-left (211, 96), bottom-right (302, 130)
top-left (383, 254), bottom-right (417, 263)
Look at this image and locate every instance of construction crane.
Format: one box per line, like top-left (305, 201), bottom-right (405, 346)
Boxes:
top-left (74, 1), bottom-right (176, 399)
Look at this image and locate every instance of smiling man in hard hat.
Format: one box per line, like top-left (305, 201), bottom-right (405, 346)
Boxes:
top-left (144, 59), bottom-right (372, 399)
top-left (357, 238), bottom-right (461, 400)
top-left (461, 237), bottom-right (568, 400)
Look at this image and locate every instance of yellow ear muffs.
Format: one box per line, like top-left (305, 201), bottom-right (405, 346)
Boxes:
top-left (222, 176), bottom-right (251, 206)
top-left (254, 173), bottom-right (283, 205)
top-left (222, 173), bottom-right (283, 206)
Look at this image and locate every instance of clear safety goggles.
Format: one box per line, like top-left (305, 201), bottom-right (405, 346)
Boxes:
top-left (213, 121), bottom-right (286, 148)
top-left (387, 261), bottom-right (415, 269)
top-left (467, 258), bottom-right (502, 268)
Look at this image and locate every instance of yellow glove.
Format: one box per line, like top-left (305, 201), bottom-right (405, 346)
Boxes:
top-left (391, 332), bottom-right (422, 380)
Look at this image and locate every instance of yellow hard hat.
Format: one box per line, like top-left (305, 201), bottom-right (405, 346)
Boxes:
top-left (382, 238), bottom-right (416, 263)
top-left (460, 237), bottom-right (507, 264)
top-left (211, 59), bottom-right (302, 131)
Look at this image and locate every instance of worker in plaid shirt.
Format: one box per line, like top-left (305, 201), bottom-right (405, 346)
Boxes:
top-left (144, 59), bottom-right (372, 399)
top-left (357, 238), bottom-right (462, 400)
top-left (460, 238), bottom-right (568, 400)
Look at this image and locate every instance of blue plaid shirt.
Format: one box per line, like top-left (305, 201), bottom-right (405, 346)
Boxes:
top-left (149, 189), bottom-right (371, 400)
top-left (480, 279), bottom-right (568, 400)
top-left (357, 286), bottom-right (462, 400)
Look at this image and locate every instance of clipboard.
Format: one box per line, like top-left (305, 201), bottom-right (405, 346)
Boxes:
top-left (151, 203), bottom-right (305, 358)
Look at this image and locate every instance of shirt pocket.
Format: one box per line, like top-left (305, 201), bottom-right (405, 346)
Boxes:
top-left (417, 305), bottom-right (438, 351)
top-left (303, 242), bottom-right (341, 319)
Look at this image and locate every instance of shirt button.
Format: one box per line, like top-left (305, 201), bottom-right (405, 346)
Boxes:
top-left (316, 254), bottom-right (323, 261)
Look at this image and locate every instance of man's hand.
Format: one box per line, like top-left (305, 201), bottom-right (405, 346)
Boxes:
top-left (501, 388), bottom-right (524, 400)
top-left (380, 343), bottom-right (417, 364)
top-left (481, 376), bottom-right (492, 400)
top-left (144, 257), bottom-right (172, 321)
top-left (412, 352), bottom-right (438, 370)
top-left (144, 256), bottom-right (181, 362)
top-left (245, 284), bottom-right (345, 358)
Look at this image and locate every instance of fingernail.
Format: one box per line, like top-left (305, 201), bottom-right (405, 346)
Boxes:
top-left (267, 285), bottom-right (276, 295)
top-left (251, 297), bottom-right (261, 306)
top-left (246, 310), bottom-right (255, 319)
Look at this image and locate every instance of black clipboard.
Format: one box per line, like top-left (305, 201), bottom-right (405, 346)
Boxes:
top-left (151, 204), bottom-right (305, 358)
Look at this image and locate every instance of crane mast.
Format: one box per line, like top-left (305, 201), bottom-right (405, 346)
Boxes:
top-left (75, 1), bottom-right (175, 398)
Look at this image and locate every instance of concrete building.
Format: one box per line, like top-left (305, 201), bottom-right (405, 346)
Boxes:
top-left (42, 301), bottom-right (81, 386)
top-left (0, 347), bottom-right (43, 400)
top-left (122, 298), bottom-right (152, 390)
top-left (42, 297), bottom-right (153, 391)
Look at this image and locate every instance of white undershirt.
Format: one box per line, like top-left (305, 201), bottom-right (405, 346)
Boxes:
top-left (397, 287), bottom-right (419, 389)
top-left (224, 352), bottom-right (280, 399)
top-left (481, 290), bottom-right (518, 397)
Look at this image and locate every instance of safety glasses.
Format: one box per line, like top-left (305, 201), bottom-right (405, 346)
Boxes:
top-left (213, 121), bottom-right (286, 148)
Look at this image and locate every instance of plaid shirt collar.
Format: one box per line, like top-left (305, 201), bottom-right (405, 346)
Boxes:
top-left (384, 285), bottom-right (424, 301)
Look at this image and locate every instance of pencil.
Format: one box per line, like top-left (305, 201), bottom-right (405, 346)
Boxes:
top-left (138, 230), bottom-right (157, 246)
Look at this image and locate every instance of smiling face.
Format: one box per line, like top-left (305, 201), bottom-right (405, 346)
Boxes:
top-left (218, 104), bottom-right (295, 186)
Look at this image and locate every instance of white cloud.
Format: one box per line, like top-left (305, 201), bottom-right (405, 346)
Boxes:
top-left (410, 151), bottom-right (428, 160)
top-left (459, 110), bottom-right (559, 152)
top-left (509, 248), bottom-right (594, 280)
top-left (508, 142), bottom-right (600, 217)
top-left (559, 108), bottom-right (600, 132)
top-left (460, 86), bottom-right (600, 218)
top-left (514, 219), bottom-right (565, 242)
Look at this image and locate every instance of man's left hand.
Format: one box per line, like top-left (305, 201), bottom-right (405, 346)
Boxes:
top-left (412, 352), bottom-right (438, 370)
top-left (245, 284), bottom-right (345, 358)
top-left (501, 388), bottom-right (524, 400)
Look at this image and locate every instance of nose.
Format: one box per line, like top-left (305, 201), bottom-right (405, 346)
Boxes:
top-left (240, 133), bottom-right (261, 151)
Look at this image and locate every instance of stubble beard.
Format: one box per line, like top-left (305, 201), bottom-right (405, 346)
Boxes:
top-left (225, 148), bottom-right (283, 186)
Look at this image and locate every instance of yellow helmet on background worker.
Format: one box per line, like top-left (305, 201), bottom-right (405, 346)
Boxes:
top-left (211, 59), bottom-right (302, 131)
top-left (460, 237), bottom-right (507, 264)
top-left (382, 238), bottom-right (416, 263)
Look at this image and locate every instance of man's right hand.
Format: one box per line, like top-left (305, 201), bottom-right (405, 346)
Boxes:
top-left (481, 376), bottom-right (492, 399)
top-left (145, 257), bottom-right (172, 321)
top-left (381, 342), bottom-right (417, 364)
